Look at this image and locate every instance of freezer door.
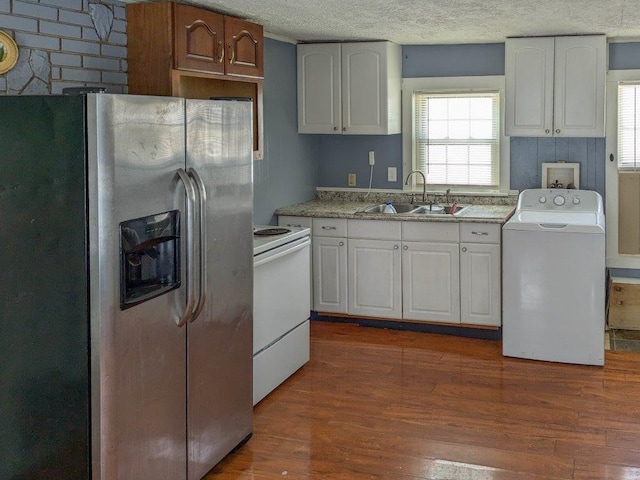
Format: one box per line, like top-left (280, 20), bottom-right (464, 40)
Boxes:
top-left (185, 99), bottom-right (254, 479)
top-left (88, 94), bottom-right (189, 480)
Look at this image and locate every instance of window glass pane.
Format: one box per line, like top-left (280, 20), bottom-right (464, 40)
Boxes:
top-left (470, 119), bottom-right (493, 138)
top-left (618, 83), bottom-right (640, 170)
top-left (428, 98), bottom-right (448, 119)
top-left (428, 120), bottom-right (448, 139)
top-left (448, 120), bottom-right (470, 139)
top-left (413, 90), bottom-right (499, 187)
top-left (469, 97), bottom-right (493, 119)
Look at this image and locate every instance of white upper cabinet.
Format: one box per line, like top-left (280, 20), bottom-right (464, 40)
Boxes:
top-left (505, 35), bottom-right (606, 137)
top-left (297, 41), bottom-right (401, 135)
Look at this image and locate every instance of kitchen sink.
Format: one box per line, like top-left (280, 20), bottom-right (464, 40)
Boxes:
top-left (360, 203), bottom-right (423, 213)
top-left (359, 203), bottom-right (469, 216)
top-left (411, 205), bottom-right (469, 215)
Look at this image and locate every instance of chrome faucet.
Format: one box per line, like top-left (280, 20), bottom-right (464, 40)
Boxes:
top-left (405, 170), bottom-right (427, 203)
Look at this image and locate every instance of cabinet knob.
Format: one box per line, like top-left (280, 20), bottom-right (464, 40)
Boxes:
top-left (339, 241), bottom-right (344, 246)
top-left (545, 129), bottom-right (550, 134)
top-left (617, 301), bottom-right (623, 305)
top-left (615, 286), bottom-right (622, 292)
top-left (393, 245), bottom-right (399, 250)
top-left (555, 129), bottom-right (560, 134)
top-left (342, 127), bottom-right (346, 131)
top-left (403, 245), bottom-right (408, 250)
top-left (461, 247), bottom-right (467, 252)
top-left (333, 126), bottom-right (338, 131)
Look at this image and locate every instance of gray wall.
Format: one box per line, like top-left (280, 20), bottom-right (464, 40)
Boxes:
top-left (253, 38), bottom-right (319, 225)
top-left (0, 0), bottom-right (127, 94)
top-left (317, 42), bottom-right (640, 196)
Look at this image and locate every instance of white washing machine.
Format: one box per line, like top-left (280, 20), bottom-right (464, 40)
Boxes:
top-left (502, 189), bottom-right (606, 366)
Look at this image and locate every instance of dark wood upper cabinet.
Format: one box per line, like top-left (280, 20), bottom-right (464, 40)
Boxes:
top-left (224, 16), bottom-right (263, 78)
top-left (174, 4), bottom-right (225, 74)
top-left (127, 1), bottom-right (265, 160)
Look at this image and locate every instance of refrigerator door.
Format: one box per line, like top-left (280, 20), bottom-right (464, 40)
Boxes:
top-left (88, 94), bottom-right (189, 480)
top-left (0, 96), bottom-right (89, 480)
top-left (185, 99), bottom-right (254, 479)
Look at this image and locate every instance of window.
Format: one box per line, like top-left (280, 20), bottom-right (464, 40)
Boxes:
top-left (414, 91), bottom-right (500, 186)
top-left (618, 82), bottom-right (640, 170)
top-left (402, 76), bottom-right (509, 193)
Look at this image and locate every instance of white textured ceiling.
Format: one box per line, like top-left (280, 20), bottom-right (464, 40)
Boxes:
top-left (145, 0), bottom-right (640, 44)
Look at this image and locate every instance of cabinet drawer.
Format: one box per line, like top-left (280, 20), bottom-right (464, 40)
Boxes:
top-left (348, 219), bottom-right (401, 240)
top-left (402, 222), bottom-right (459, 242)
top-left (313, 218), bottom-right (347, 237)
top-left (278, 216), bottom-right (313, 230)
top-left (460, 223), bottom-right (501, 244)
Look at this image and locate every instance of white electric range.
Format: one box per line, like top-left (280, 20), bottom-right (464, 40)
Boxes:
top-left (252, 226), bottom-right (311, 405)
top-left (253, 226), bottom-right (310, 256)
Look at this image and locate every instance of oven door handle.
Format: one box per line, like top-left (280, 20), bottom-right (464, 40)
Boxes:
top-left (176, 168), bottom-right (197, 327)
top-left (254, 237), bottom-right (310, 268)
top-left (188, 167), bottom-right (207, 323)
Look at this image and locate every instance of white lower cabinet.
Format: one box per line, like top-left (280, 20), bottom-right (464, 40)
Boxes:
top-left (459, 223), bottom-right (502, 327)
top-left (292, 215), bottom-right (502, 327)
top-left (460, 243), bottom-right (501, 326)
top-left (348, 239), bottom-right (402, 318)
top-left (312, 218), bottom-right (348, 313)
top-left (402, 242), bottom-right (460, 323)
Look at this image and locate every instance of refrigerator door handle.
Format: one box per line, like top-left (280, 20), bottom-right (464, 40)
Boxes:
top-left (176, 168), bottom-right (197, 327)
top-left (188, 167), bottom-right (207, 322)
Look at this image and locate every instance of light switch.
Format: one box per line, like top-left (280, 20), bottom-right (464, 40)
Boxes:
top-left (388, 167), bottom-right (397, 182)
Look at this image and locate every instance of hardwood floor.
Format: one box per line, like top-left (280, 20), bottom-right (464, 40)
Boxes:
top-left (206, 321), bottom-right (640, 480)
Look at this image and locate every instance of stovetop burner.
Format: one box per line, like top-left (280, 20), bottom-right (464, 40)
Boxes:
top-left (253, 227), bottom-right (291, 236)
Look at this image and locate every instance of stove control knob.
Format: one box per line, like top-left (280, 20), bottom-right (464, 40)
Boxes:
top-left (539, 196), bottom-right (547, 203)
top-left (573, 197), bottom-right (581, 205)
top-left (553, 195), bottom-right (566, 206)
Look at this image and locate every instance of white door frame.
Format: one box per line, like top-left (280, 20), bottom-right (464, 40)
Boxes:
top-left (606, 69), bottom-right (640, 269)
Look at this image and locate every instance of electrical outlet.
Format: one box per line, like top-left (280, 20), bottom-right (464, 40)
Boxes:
top-left (388, 167), bottom-right (397, 182)
top-left (348, 173), bottom-right (356, 186)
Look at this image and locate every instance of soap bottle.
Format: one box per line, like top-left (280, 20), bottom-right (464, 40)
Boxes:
top-left (383, 201), bottom-right (397, 213)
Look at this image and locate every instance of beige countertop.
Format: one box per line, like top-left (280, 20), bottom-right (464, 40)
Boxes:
top-left (275, 200), bottom-right (515, 224)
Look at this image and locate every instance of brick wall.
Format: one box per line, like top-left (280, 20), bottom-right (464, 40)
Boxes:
top-left (0, 0), bottom-right (127, 94)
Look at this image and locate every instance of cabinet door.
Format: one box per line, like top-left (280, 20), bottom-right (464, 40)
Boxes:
top-left (297, 44), bottom-right (342, 134)
top-left (505, 37), bottom-right (554, 137)
top-left (224, 16), bottom-right (264, 78)
top-left (342, 42), bottom-right (400, 135)
top-left (174, 3), bottom-right (225, 74)
top-left (348, 239), bottom-right (402, 318)
top-left (402, 242), bottom-right (460, 323)
top-left (553, 35), bottom-right (606, 137)
top-left (313, 236), bottom-right (347, 313)
top-left (460, 243), bottom-right (501, 326)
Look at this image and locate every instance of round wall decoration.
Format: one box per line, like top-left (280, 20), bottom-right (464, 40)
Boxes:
top-left (0, 30), bottom-right (18, 75)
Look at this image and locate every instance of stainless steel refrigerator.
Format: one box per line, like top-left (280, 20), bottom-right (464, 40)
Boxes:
top-left (0, 94), bottom-right (254, 480)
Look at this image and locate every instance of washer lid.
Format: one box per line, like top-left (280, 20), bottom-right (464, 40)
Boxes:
top-left (504, 211), bottom-right (605, 233)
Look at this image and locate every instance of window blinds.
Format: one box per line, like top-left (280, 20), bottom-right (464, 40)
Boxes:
top-left (618, 83), bottom-right (640, 170)
top-left (413, 91), bottom-right (500, 186)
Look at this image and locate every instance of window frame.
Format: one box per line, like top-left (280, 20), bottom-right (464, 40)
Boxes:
top-left (402, 76), bottom-right (510, 194)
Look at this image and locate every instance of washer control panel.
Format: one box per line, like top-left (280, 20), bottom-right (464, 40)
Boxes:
top-left (520, 188), bottom-right (600, 212)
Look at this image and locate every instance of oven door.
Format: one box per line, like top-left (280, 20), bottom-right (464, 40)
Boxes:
top-left (253, 236), bottom-right (311, 354)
